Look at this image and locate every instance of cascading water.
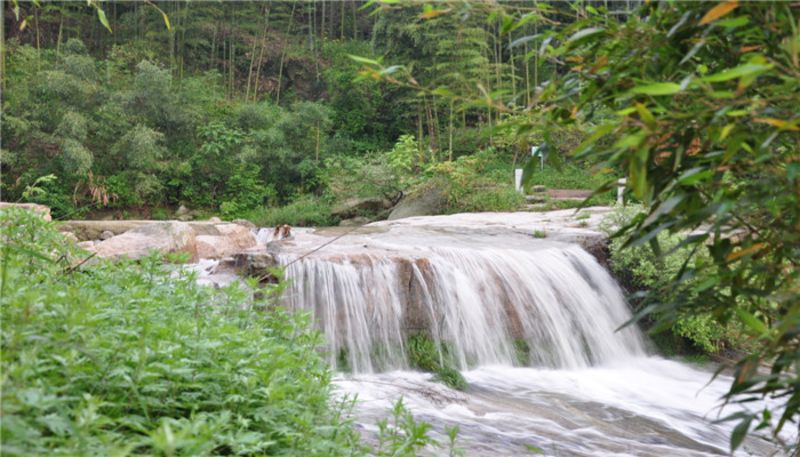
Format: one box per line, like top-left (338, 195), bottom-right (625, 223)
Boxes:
top-left (217, 211), bottom-right (788, 456)
top-left (279, 244), bottom-right (646, 373)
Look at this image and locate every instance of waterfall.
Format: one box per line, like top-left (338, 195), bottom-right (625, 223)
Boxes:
top-left (278, 242), bottom-right (646, 373)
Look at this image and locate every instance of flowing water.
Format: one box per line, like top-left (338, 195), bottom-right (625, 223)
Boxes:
top-left (208, 212), bottom-right (787, 455)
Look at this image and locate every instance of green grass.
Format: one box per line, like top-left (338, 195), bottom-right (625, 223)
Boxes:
top-left (242, 195), bottom-right (336, 227)
top-left (525, 164), bottom-right (610, 190)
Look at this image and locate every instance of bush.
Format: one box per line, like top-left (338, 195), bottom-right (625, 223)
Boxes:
top-left (0, 208), bottom-right (361, 456)
top-left (406, 334), bottom-right (467, 390)
top-left (602, 205), bottom-right (746, 355)
top-left (243, 195), bottom-right (335, 227)
top-left (424, 149), bottom-right (523, 213)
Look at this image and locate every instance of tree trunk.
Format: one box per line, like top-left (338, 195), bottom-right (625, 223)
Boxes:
top-left (448, 99), bottom-right (454, 161)
top-left (276, 1), bottom-right (297, 104)
top-left (252, 8), bottom-right (271, 102)
top-left (340, 0), bottom-right (345, 39)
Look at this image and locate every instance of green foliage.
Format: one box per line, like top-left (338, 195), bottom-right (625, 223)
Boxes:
top-left (425, 149), bottom-right (523, 213)
top-left (243, 195), bottom-right (335, 228)
top-left (375, 399), bottom-right (461, 457)
top-left (387, 134), bottom-right (419, 184)
top-left (406, 334), bottom-right (467, 391)
top-left (535, 3), bottom-right (798, 448)
top-left (602, 205), bottom-right (745, 355)
top-left (321, 153), bottom-right (401, 202)
top-left (0, 208), bottom-right (363, 456)
top-left (524, 164), bottom-right (609, 191)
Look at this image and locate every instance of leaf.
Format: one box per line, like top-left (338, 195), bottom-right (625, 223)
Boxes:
top-left (635, 103), bottom-right (656, 128)
top-left (523, 443), bottom-right (545, 454)
top-left (419, 4), bottom-right (449, 20)
top-left (725, 242), bottom-right (766, 261)
top-left (348, 55), bottom-right (381, 66)
top-left (753, 118), bottom-right (800, 131)
top-left (631, 82), bottom-right (682, 96)
top-left (565, 27), bottom-right (604, 46)
top-left (520, 155), bottom-right (539, 192)
top-left (717, 16), bottom-right (749, 28)
top-left (676, 167), bottom-right (712, 186)
top-left (719, 123), bottom-right (735, 140)
top-left (702, 63), bottom-right (773, 82)
top-left (96, 7), bottom-right (112, 33)
top-left (729, 416), bottom-right (752, 452)
top-left (509, 35), bottom-right (539, 50)
top-left (735, 308), bottom-right (767, 335)
top-left (699, 1), bottom-right (739, 26)
top-left (642, 195), bottom-right (684, 227)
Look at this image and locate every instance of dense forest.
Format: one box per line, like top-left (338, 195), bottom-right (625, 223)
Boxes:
top-left (1, 1), bottom-right (637, 223)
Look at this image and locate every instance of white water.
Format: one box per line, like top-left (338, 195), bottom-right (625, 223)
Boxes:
top-left (280, 243), bottom-right (645, 373)
top-left (206, 213), bottom-right (789, 455)
top-left (335, 360), bottom-right (782, 456)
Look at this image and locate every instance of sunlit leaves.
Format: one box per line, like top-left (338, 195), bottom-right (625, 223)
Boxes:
top-left (699, 1), bottom-right (739, 26)
top-left (565, 27), bottom-right (604, 46)
top-left (630, 82), bottom-right (682, 96)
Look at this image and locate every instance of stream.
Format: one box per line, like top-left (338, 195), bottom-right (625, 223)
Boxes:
top-left (199, 210), bottom-right (788, 456)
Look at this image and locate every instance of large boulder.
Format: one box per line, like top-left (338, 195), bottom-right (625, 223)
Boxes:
top-left (0, 202), bottom-right (52, 221)
top-left (332, 197), bottom-right (392, 220)
top-left (58, 220), bottom-right (155, 241)
top-left (388, 184), bottom-right (449, 220)
top-left (195, 223), bottom-right (257, 259)
top-left (90, 221), bottom-right (198, 261)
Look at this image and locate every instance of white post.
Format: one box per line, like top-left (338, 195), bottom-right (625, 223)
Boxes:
top-left (515, 168), bottom-right (524, 193)
top-left (617, 178), bottom-right (627, 205)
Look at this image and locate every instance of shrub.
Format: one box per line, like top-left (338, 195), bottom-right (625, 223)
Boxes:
top-left (0, 208), bottom-right (361, 456)
top-left (406, 334), bottom-right (467, 390)
top-left (424, 149), bottom-right (523, 213)
top-left (601, 205), bottom-right (746, 355)
top-left (243, 195), bottom-right (335, 227)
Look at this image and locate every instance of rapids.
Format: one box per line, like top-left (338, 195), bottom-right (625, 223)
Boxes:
top-left (202, 210), bottom-right (788, 455)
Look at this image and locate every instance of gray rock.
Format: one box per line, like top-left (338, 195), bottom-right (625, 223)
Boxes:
top-left (208, 217), bottom-right (222, 223)
top-left (175, 205), bottom-right (190, 217)
top-left (62, 232), bottom-right (79, 243)
top-left (232, 219), bottom-right (256, 230)
top-left (89, 221), bottom-right (198, 262)
top-left (0, 202), bottom-right (52, 221)
top-left (99, 230), bottom-right (115, 240)
top-left (57, 220), bottom-right (154, 241)
top-left (195, 223), bottom-right (257, 259)
top-left (232, 250), bottom-right (276, 277)
top-left (332, 197), bottom-right (392, 219)
top-left (388, 184), bottom-right (449, 220)
top-left (339, 216), bottom-right (371, 227)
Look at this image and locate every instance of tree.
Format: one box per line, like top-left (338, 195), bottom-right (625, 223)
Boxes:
top-left (528, 2), bottom-right (799, 451)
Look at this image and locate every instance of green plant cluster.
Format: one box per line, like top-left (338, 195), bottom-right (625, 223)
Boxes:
top-left (529, 2), bottom-right (799, 449)
top-left (0, 208), bottom-right (470, 456)
top-left (1, 208), bottom-right (370, 455)
top-left (602, 205), bottom-right (746, 355)
top-left (406, 334), bottom-right (467, 391)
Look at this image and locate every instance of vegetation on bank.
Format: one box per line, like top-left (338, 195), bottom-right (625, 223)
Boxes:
top-left (603, 205), bottom-right (749, 357)
top-left (355, 1), bottom-right (798, 451)
top-left (0, 208), bottom-right (464, 456)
